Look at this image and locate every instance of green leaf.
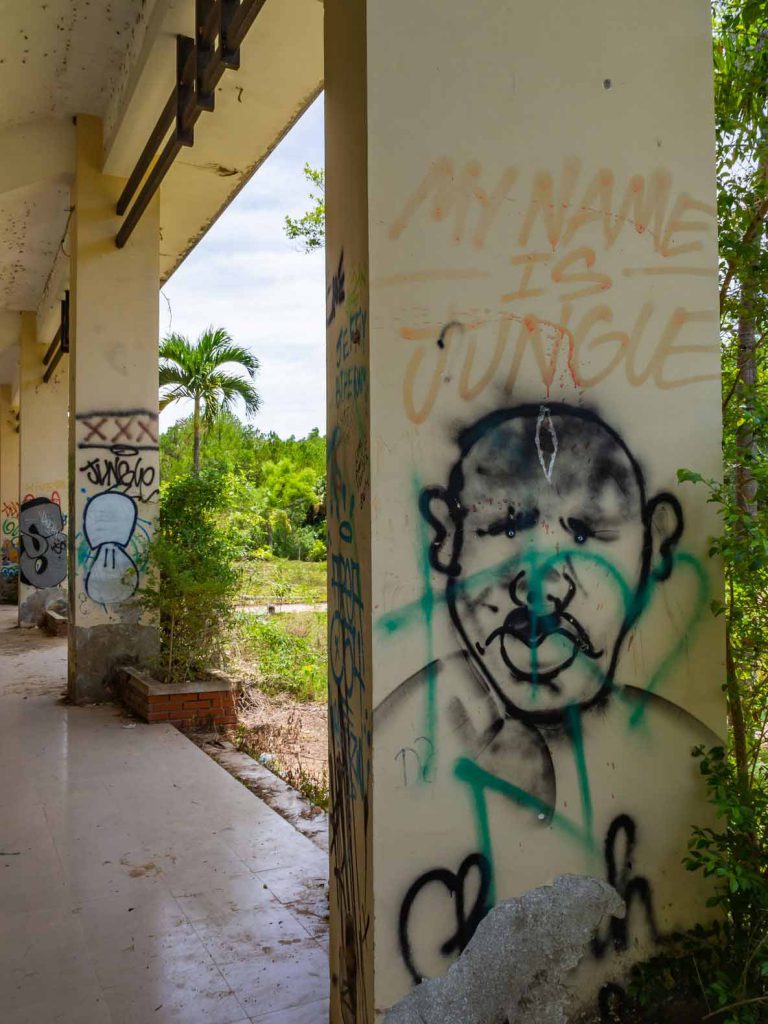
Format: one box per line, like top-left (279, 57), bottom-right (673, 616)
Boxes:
top-left (677, 468), bottom-right (704, 484)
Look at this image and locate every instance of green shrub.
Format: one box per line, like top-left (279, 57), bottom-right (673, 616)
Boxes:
top-left (240, 557), bottom-right (327, 603)
top-left (627, 747), bottom-right (768, 1024)
top-left (141, 474), bottom-right (241, 684)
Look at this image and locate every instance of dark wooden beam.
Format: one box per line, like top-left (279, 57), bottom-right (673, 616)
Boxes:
top-left (225, 0), bottom-right (268, 52)
top-left (42, 326), bottom-right (61, 366)
top-left (114, 0), bottom-right (268, 247)
top-left (116, 89), bottom-right (177, 217)
top-left (116, 134), bottom-right (183, 249)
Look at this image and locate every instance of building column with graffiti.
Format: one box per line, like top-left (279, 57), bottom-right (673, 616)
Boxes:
top-left (0, 384), bottom-right (20, 603)
top-left (67, 115), bottom-right (160, 702)
top-left (18, 312), bottom-right (68, 627)
top-left (325, 2), bottom-right (374, 1019)
top-left (325, 0), bottom-right (725, 1019)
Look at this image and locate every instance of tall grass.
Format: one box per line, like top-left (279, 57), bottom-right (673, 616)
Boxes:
top-left (236, 610), bottom-right (327, 702)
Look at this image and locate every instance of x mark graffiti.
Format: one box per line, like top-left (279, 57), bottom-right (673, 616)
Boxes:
top-left (80, 417), bottom-right (109, 442)
top-left (134, 418), bottom-right (158, 444)
top-left (77, 412), bottom-right (159, 447)
top-left (112, 416), bottom-right (135, 443)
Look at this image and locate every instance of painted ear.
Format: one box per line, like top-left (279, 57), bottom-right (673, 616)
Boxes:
top-left (646, 493), bottom-right (684, 583)
top-left (419, 486), bottom-right (463, 577)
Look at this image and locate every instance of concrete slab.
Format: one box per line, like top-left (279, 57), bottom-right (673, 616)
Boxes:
top-left (0, 606), bottom-right (330, 1023)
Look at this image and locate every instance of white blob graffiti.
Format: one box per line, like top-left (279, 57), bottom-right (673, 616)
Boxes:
top-left (83, 492), bottom-right (139, 605)
top-left (535, 405), bottom-right (558, 483)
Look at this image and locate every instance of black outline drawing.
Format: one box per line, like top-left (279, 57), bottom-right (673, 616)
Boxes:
top-left (419, 401), bottom-right (683, 725)
top-left (19, 497), bottom-right (67, 589)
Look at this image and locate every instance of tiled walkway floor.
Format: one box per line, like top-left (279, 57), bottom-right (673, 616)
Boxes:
top-left (0, 606), bottom-right (329, 1023)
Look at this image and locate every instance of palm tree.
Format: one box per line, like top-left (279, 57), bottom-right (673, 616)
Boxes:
top-left (159, 327), bottom-right (261, 476)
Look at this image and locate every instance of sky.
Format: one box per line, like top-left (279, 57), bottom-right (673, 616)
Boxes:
top-left (159, 94), bottom-right (325, 440)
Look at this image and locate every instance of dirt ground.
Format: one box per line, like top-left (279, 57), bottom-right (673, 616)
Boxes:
top-left (235, 685), bottom-right (329, 805)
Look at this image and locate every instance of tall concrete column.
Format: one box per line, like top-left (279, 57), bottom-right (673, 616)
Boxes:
top-left (325, 0), bottom-right (725, 1018)
top-left (325, 1), bottom-right (373, 1019)
top-left (68, 114), bottom-right (160, 702)
top-left (0, 385), bottom-right (20, 603)
top-left (18, 312), bottom-right (68, 626)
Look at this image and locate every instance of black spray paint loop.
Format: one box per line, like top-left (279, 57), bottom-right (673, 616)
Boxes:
top-left (591, 814), bottom-right (660, 959)
top-left (598, 982), bottom-right (628, 1023)
top-left (398, 852), bottom-right (492, 985)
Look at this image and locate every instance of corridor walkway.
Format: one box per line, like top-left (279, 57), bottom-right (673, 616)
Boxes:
top-left (0, 606), bottom-right (329, 1024)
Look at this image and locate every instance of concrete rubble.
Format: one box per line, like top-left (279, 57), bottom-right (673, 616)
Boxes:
top-left (385, 874), bottom-right (624, 1024)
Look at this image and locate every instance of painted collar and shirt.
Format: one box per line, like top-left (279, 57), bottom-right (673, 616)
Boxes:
top-left (373, 650), bottom-right (719, 1002)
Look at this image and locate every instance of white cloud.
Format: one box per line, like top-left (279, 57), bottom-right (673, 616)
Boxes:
top-left (160, 94), bottom-right (325, 440)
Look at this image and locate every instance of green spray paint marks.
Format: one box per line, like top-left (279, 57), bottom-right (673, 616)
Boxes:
top-left (75, 535), bottom-right (90, 572)
top-left (376, 543), bottom-right (708, 722)
top-left (453, 756), bottom-right (600, 905)
top-left (627, 551), bottom-right (710, 729)
top-left (564, 704), bottom-right (594, 845)
top-left (377, 545), bottom-right (635, 638)
top-left (414, 472), bottom-right (437, 782)
top-left (378, 532), bottom-right (709, 889)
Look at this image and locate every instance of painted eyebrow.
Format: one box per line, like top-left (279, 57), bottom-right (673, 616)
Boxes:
top-left (570, 509), bottom-right (630, 528)
top-left (477, 506), bottom-right (539, 537)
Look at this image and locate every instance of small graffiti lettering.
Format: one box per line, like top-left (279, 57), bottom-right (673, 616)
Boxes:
top-left (336, 365), bottom-right (368, 406)
top-left (327, 249), bottom-right (346, 327)
top-left (79, 450), bottom-right (158, 503)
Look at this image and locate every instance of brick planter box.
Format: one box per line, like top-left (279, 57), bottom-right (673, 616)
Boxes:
top-left (116, 666), bottom-right (237, 730)
top-left (43, 608), bottom-right (68, 637)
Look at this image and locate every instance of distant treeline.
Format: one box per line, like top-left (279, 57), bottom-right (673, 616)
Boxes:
top-left (160, 413), bottom-right (326, 561)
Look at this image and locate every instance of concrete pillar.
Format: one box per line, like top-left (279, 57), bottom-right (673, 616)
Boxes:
top-left (325, 1), bottom-right (373, 1019)
top-left (325, 0), bottom-right (725, 1018)
top-left (68, 114), bottom-right (160, 702)
top-left (0, 385), bottom-right (20, 603)
top-left (18, 312), bottom-right (68, 626)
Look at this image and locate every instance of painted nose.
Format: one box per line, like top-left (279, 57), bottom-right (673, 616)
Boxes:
top-left (511, 567), bottom-right (574, 611)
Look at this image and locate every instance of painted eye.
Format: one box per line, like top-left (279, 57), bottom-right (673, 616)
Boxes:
top-left (561, 517), bottom-right (594, 545)
top-left (570, 518), bottom-right (593, 544)
top-left (506, 524), bottom-right (516, 539)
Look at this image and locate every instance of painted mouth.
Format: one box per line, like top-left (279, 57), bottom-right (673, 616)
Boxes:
top-left (481, 607), bottom-right (602, 685)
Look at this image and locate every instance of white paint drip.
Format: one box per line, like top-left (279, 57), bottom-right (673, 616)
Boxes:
top-left (535, 405), bottom-right (558, 483)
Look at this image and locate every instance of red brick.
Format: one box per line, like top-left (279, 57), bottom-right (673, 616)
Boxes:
top-left (147, 711), bottom-right (171, 722)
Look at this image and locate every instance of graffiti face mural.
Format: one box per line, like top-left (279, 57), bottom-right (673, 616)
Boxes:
top-left (421, 403), bottom-right (683, 720)
top-left (374, 398), bottom-right (719, 997)
top-left (19, 497), bottom-right (67, 589)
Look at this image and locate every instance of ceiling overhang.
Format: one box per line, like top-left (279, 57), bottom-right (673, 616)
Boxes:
top-left (0, 0), bottom-right (324, 384)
